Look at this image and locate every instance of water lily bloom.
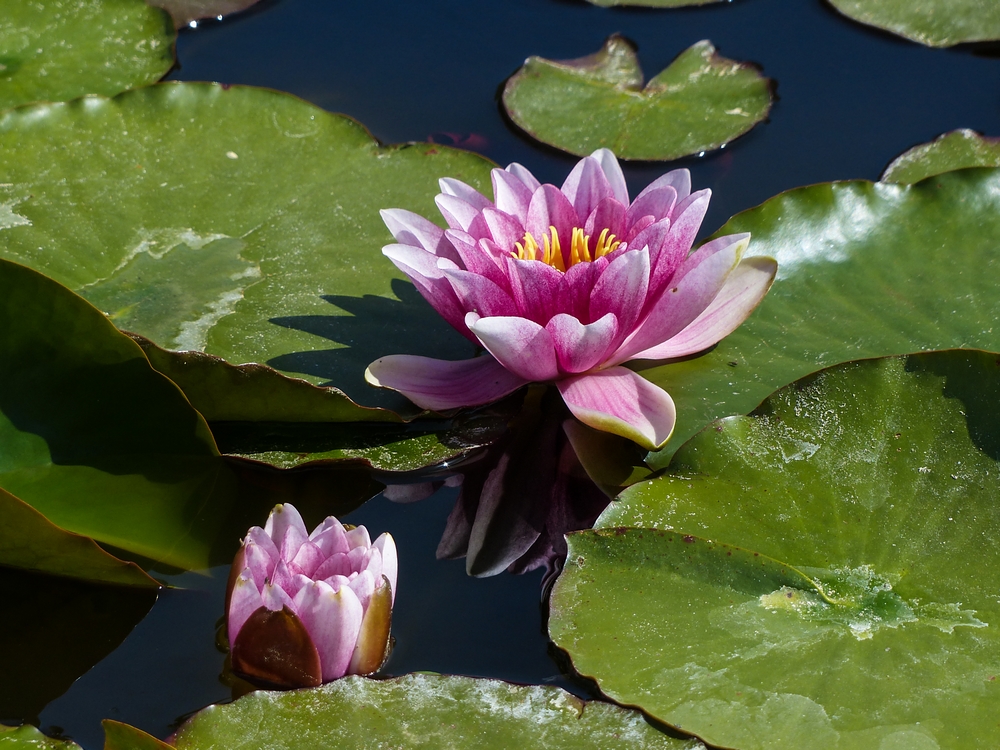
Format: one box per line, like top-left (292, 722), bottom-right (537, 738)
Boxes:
top-left (226, 504), bottom-right (397, 688)
top-left (367, 149), bottom-right (776, 450)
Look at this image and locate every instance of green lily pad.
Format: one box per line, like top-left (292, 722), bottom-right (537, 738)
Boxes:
top-left (0, 82), bottom-right (493, 420)
top-left (641, 168), bottom-right (1000, 470)
top-left (502, 36), bottom-right (772, 161)
top-left (882, 129), bottom-right (1000, 184)
top-left (0, 567), bottom-right (156, 721)
top-left (0, 0), bottom-right (173, 112)
top-left (0, 725), bottom-right (81, 748)
top-left (0, 485), bottom-right (157, 587)
top-left (156, 674), bottom-right (701, 748)
top-left (551, 352), bottom-right (1000, 749)
top-left (827, 0), bottom-right (1000, 48)
top-left (147, 0), bottom-right (262, 28)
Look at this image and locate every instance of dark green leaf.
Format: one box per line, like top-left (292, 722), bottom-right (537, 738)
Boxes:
top-left (0, 82), bottom-right (493, 420)
top-left (641, 168), bottom-right (1000, 469)
top-left (166, 674), bottom-right (703, 748)
top-left (881, 129), bottom-right (1000, 184)
top-left (502, 36), bottom-right (772, 161)
top-left (828, 0), bottom-right (1000, 47)
top-left (551, 352), bottom-right (1000, 749)
top-left (0, 0), bottom-right (173, 112)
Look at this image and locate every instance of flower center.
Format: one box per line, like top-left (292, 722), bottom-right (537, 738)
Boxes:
top-left (512, 226), bottom-right (621, 272)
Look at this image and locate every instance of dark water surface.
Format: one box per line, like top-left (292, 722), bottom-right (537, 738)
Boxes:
top-left (22, 0), bottom-right (1000, 746)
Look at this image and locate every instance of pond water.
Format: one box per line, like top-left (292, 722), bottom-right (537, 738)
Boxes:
top-left (12, 0), bottom-right (1000, 746)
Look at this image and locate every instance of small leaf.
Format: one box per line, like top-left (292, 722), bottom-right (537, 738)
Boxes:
top-left (166, 674), bottom-right (703, 748)
top-left (828, 0), bottom-right (1000, 48)
top-left (231, 606), bottom-right (323, 689)
top-left (0, 0), bottom-right (173, 111)
top-left (502, 36), bottom-right (772, 161)
top-left (103, 720), bottom-right (172, 750)
top-left (881, 129), bottom-right (1000, 184)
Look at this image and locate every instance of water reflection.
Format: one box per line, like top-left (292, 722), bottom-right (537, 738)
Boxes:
top-left (389, 387), bottom-right (612, 589)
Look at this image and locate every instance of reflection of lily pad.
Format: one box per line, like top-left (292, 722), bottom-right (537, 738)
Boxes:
top-left (0, 82), bottom-right (493, 418)
top-left (882, 129), bottom-right (1000, 184)
top-left (641, 168), bottom-right (1000, 469)
top-left (551, 352), bottom-right (1000, 750)
top-left (157, 674), bottom-right (701, 748)
top-left (0, 0), bottom-right (173, 112)
top-left (502, 36), bottom-right (772, 161)
top-left (827, 0), bottom-right (1000, 48)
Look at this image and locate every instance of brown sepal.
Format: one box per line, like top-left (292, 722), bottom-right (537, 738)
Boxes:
top-left (350, 576), bottom-right (393, 675)
top-left (231, 605), bottom-right (322, 689)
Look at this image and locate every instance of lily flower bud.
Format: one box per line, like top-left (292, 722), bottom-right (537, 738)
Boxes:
top-left (225, 504), bottom-right (396, 688)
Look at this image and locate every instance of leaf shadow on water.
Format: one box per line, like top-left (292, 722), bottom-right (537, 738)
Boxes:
top-left (267, 279), bottom-right (477, 410)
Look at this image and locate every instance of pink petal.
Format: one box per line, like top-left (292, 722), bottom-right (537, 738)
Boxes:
top-left (372, 533), bottom-right (398, 604)
top-left (265, 504), bottom-right (308, 558)
top-left (525, 184), bottom-right (580, 245)
top-left (366, 354), bottom-right (528, 410)
top-left (546, 313), bottom-right (619, 374)
top-left (382, 244), bottom-right (474, 340)
top-left (227, 572), bottom-right (264, 642)
top-left (589, 247), bottom-right (650, 336)
top-left (561, 155), bottom-right (614, 220)
top-left (436, 193), bottom-right (484, 232)
top-left (292, 580), bottom-right (364, 681)
top-left (314, 552), bottom-right (353, 581)
top-left (345, 526), bottom-right (371, 551)
top-left (634, 168), bottom-right (691, 206)
top-left (444, 267), bottom-right (519, 318)
top-left (625, 186), bottom-right (677, 229)
top-left (466, 313), bottom-right (560, 382)
top-left (506, 162), bottom-right (541, 192)
top-left (632, 256), bottom-right (777, 359)
top-left (492, 168), bottom-right (534, 222)
top-left (362, 546), bottom-right (383, 582)
top-left (349, 570), bottom-right (376, 611)
top-left (591, 148), bottom-right (629, 204)
top-left (482, 207), bottom-right (525, 252)
top-left (245, 526), bottom-right (278, 560)
top-left (557, 368), bottom-right (676, 450)
top-left (554, 260), bottom-right (602, 322)
top-left (310, 520), bottom-right (350, 556)
top-left (439, 177), bottom-right (492, 210)
top-left (283, 573), bottom-right (313, 600)
top-left (261, 580), bottom-right (296, 612)
top-left (504, 256), bottom-right (567, 324)
top-left (610, 233), bottom-right (750, 364)
top-left (289, 540), bottom-right (325, 578)
top-left (269, 560), bottom-right (294, 592)
top-left (444, 230), bottom-right (509, 288)
top-left (242, 540), bottom-right (275, 589)
top-left (379, 209), bottom-right (459, 264)
top-left (583, 197), bottom-right (627, 243)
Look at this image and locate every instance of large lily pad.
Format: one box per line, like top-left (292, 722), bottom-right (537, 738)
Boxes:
top-left (551, 352), bottom-right (1000, 749)
top-left (0, 82), bottom-right (493, 420)
top-left (502, 36), bottom-right (772, 161)
top-left (0, 485), bottom-right (157, 587)
top-left (0, 0), bottom-right (173, 112)
top-left (155, 674), bottom-right (701, 748)
top-left (641, 168), bottom-right (1000, 469)
top-left (0, 725), bottom-right (80, 748)
top-left (881, 129), bottom-right (1000, 184)
top-left (827, 0), bottom-right (1000, 48)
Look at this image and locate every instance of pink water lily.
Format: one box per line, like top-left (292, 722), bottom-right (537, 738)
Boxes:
top-left (366, 149), bottom-right (776, 450)
top-left (226, 504), bottom-right (397, 688)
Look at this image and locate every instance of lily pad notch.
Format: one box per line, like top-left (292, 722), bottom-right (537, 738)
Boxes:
top-left (502, 35), bottom-right (773, 161)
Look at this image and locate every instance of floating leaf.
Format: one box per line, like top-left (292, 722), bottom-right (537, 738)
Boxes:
top-left (156, 674), bottom-right (702, 748)
top-left (551, 352), bottom-right (1000, 750)
top-left (827, 0), bottom-right (1000, 48)
top-left (881, 129), bottom-right (1000, 184)
top-left (0, 83), bottom-right (493, 420)
top-left (0, 725), bottom-right (81, 749)
top-left (146, 0), bottom-right (262, 28)
top-left (0, 0), bottom-right (173, 112)
top-left (640, 168), bottom-right (1000, 469)
top-left (0, 568), bottom-right (155, 722)
top-left (502, 36), bottom-right (772, 161)
top-left (0, 486), bottom-right (157, 587)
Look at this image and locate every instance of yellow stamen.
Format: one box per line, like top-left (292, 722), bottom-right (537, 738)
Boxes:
top-left (511, 225), bottom-right (619, 271)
